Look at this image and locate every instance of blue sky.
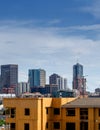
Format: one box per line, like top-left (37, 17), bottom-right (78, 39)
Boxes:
top-left (0, 0), bottom-right (100, 92)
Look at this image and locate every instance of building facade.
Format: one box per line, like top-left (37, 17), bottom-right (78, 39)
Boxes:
top-left (3, 97), bottom-right (100, 130)
top-left (28, 69), bottom-right (46, 88)
top-left (1, 64), bottom-right (18, 93)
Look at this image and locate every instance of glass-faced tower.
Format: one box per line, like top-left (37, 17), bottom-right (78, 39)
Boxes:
top-left (73, 63), bottom-right (86, 94)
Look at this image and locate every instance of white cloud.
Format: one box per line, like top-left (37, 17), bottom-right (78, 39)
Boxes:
top-left (47, 19), bottom-right (61, 25)
top-left (81, 0), bottom-right (100, 19)
top-left (66, 24), bottom-right (100, 31)
top-left (0, 20), bottom-right (99, 91)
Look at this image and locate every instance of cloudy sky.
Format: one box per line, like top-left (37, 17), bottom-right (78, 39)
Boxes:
top-left (0, 0), bottom-right (100, 92)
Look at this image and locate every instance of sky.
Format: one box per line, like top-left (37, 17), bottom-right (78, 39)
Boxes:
top-left (0, 0), bottom-right (100, 92)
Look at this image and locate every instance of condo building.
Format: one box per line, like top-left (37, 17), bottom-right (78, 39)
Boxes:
top-left (3, 96), bottom-right (100, 130)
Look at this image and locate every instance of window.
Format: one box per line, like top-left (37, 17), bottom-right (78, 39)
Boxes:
top-left (11, 123), bottom-right (16, 130)
top-left (54, 108), bottom-right (60, 115)
top-left (80, 108), bottom-right (88, 120)
top-left (66, 123), bottom-right (75, 130)
top-left (54, 122), bottom-right (60, 129)
top-left (99, 109), bottom-right (100, 116)
top-left (11, 108), bottom-right (16, 118)
top-left (46, 122), bottom-right (48, 128)
top-left (24, 123), bottom-right (29, 130)
top-left (80, 122), bottom-right (88, 130)
top-left (99, 123), bottom-right (100, 130)
top-left (66, 108), bottom-right (75, 116)
top-left (46, 108), bottom-right (48, 114)
top-left (25, 108), bottom-right (30, 116)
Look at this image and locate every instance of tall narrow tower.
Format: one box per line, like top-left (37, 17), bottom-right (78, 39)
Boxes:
top-left (72, 63), bottom-right (86, 94)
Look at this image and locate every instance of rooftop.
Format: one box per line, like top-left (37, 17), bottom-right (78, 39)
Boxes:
top-left (62, 97), bottom-right (100, 108)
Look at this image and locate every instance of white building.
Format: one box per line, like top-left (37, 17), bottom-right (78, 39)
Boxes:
top-left (57, 77), bottom-right (67, 90)
top-left (16, 82), bottom-right (30, 96)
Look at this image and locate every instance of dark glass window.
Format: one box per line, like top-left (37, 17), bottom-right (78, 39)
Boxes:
top-left (25, 108), bottom-right (30, 116)
top-left (24, 123), bottom-right (29, 130)
top-left (54, 122), bottom-right (60, 129)
top-left (66, 108), bottom-right (75, 116)
top-left (54, 108), bottom-right (60, 115)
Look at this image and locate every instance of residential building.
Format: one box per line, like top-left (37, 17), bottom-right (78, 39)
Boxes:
top-left (3, 97), bottom-right (100, 130)
top-left (28, 69), bottom-right (46, 88)
top-left (1, 64), bottom-right (18, 93)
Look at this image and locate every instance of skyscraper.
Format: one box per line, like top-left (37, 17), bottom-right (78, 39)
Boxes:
top-left (49, 73), bottom-right (67, 90)
top-left (72, 63), bottom-right (86, 94)
top-left (73, 63), bottom-right (83, 80)
top-left (16, 82), bottom-right (30, 97)
top-left (1, 64), bottom-right (18, 92)
top-left (28, 69), bottom-right (46, 88)
top-left (49, 73), bottom-right (60, 85)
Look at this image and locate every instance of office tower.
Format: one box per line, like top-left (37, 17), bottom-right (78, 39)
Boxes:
top-left (57, 77), bottom-right (63, 90)
top-left (16, 82), bottom-right (30, 97)
top-left (64, 78), bottom-right (67, 90)
top-left (49, 73), bottom-right (67, 90)
top-left (72, 63), bottom-right (86, 94)
top-left (1, 64), bottom-right (18, 91)
top-left (49, 73), bottom-right (60, 85)
top-left (28, 69), bottom-right (46, 88)
top-left (57, 77), bottom-right (67, 90)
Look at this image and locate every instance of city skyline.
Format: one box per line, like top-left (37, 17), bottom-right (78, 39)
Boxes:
top-left (0, 0), bottom-right (100, 91)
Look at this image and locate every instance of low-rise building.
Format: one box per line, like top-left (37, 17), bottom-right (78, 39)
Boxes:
top-left (3, 96), bottom-right (100, 130)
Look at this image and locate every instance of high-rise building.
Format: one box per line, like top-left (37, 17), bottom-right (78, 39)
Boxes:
top-left (1, 64), bottom-right (18, 92)
top-left (49, 73), bottom-right (67, 90)
top-left (49, 73), bottom-right (60, 85)
top-left (73, 63), bottom-right (83, 79)
top-left (16, 82), bottom-right (30, 96)
top-left (72, 63), bottom-right (86, 94)
top-left (28, 69), bottom-right (46, 88)
top-left (57, 77), bottom-right (67, 90)
top-left (64, 78), bottom-right (67, 90)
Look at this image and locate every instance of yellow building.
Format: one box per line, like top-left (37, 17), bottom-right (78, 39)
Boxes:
top-left (3, 96), bottom-right (100, 130)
